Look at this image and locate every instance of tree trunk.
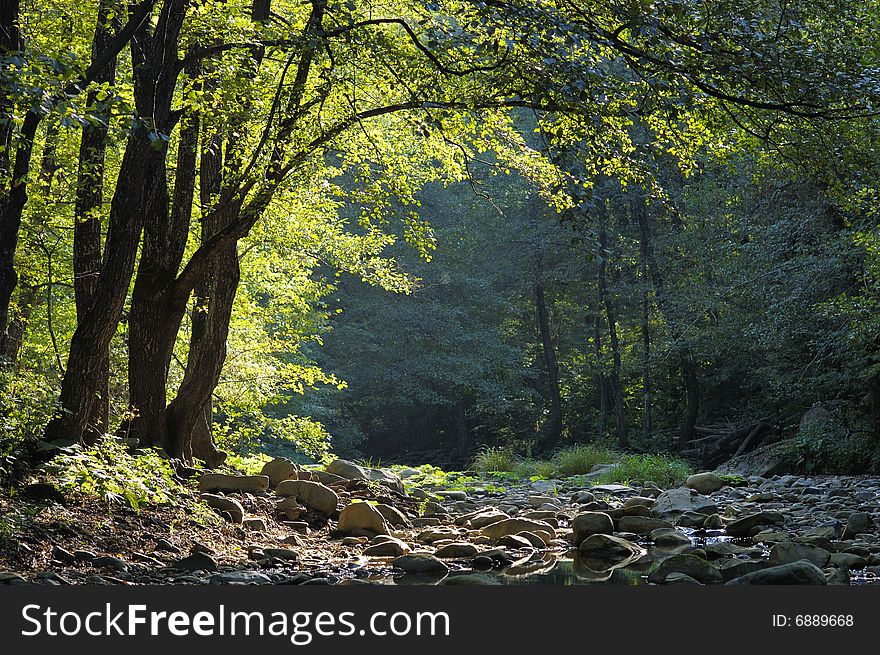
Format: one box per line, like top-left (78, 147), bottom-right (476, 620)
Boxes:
top-left (598, 220), bottom-right (628, 449)
top-left (637, 201), bottom-right (652, 441)
top-left (634, 197), bottom-right (699, 450)
top-left (533, 252), bottom-right (563, 454)
top-left (453, 399), bottom-right (472, 461)
top-left (44, 0), bottom-right (188, 444)
top-left (593, 302), bottom-right (610, 441)
top-left (72, 0), bottom-right (119, 439)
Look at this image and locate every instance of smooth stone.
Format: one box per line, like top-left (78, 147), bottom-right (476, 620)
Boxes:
top-left (201, 493), bottom-right (244, 523)
top-left (263, 548), bottom-right (298, 561)
top-left (243, 517), bottom-right (268, 531)
top-left (92, 556), bottom-right (129, 572)
top-left (572, 512), bottom-right (614, 545)
top-left (617, 516), bottom-right (673, 534)
top-left (198, 473), bottom-right (269, 494)
top-left (481, 518), bottom-right (556, 541)
top-left (261, 457), bottom-right (300, 488)
top-left (337, 502), bottom-right (389, 536)
top-left (647, 554), bottom-right (722, 584)
top-left (719, 559), bottom-right (768, 582)
top-left (651, 528), bottom-right (692, 547)
top-left (172, 552), bottom-right (218, 572)
top-left (363, 539), bottom-right (410, 557)
top-left (497, 534), bottom-right (534, 549)
top-left (392, 554), bottom-right (449, 575)
top-left (686, 472), bottom-right (727, 494)
top-left (209, 571), bottom-right (272, 584)
top-left (441, 573), bottom-right (500, 585)
top-left (578, 534), bottom-right (644, 567)
top-left (844, 512), bottom-right (874, 540)
top-left (434, 542), bottom-right (479, 559)
top-left (724, 561), bottom-right (827, 585)
top-left (374, 503), bottom-right (411, 527)
top-left (768, 542), bottom-right (831, 568)
top-left (275, 480), bottom-right (339, 516)
top-left (725, 511), bottom-right (785, 537)
top-left (652, 488), bottom-right (718, 517)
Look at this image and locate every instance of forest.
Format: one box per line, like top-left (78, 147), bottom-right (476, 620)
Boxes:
top-left (1, 0), bottom-right (880, 588)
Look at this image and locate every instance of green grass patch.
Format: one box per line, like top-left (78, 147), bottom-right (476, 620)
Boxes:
top-left (551, 444), bottom-right (617, 477)
top-left (472, 446), bottom-right (517, 473)
top-left (596, 454), bottom-right (692, 487)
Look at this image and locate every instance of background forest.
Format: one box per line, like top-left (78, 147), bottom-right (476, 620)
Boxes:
top-left (4, 0), bottom-right (880, 485)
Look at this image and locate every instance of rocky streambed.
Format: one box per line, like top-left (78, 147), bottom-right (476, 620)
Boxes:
top-left (3, 460), bottom-right (879, 586)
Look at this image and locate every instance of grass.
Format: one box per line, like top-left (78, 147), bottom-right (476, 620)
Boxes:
top-left (473, 444), bottom-right (618, 479)
top-left (596, 454), bottom-right (692, 487)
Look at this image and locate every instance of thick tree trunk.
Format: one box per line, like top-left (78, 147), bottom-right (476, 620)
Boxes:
top-left (534, 252), bottom-right (563, 454)
top-left (44, 0), bottom-right (188, 443)
top-left (72, 0), bottom-right (119, 438)
top-left (126, 112), bottom-right (198, 450)
top-left (598, 222), bottom-right (628, 449)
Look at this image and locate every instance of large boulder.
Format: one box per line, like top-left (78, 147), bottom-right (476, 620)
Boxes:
top-left (686, 472), bottom-right (726, 494)
top-left (374, 503), bottom-right (411, 527)
top-left (260, 457), bottom-right (300, 488)
top-left (843, 512), bottom-right (875, 540)
top-left (652, 488), bottom-right (718, 518)
top-left (571, 512), bottom-right (614, 545)
top-left (198, 473), bottom-right (269, 494)
top-left (275, 480), bottom-right (339, 516)
top-left (392, 554), bottom-right (449, 575)
top-left (337, 502), bottom-right (389, 536)
top-left (200, 493), bottom-right (244, 523)
top-left (724, 561), bottom-right (827, 585)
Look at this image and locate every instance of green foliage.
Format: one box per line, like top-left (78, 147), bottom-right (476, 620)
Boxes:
top-left (472, 447), bottom-right (517, 473)
top-left (550, 445), bottom-right (617, 477)
top-left (42, 438), bottom-right (186, 512)
top-left (596, 454), bottom-right (692, 487)
top-left (784, 413), bottom-right (880, 474)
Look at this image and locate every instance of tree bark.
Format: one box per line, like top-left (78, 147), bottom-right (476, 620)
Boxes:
top-left (453, 399), bottom-right (472, 460)
top-left (593, 300), bottom-right (609, 441)
top-left (598, 218), bottom-right (628, 449)
top-left (72, 0), bottom-right (120, 438)
top-left (533, 252), bottom-right (563, 454)
top-left (44, 0), bottom-right (189, 444)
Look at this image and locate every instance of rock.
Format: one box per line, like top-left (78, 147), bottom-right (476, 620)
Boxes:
top-left (275, 496), bottom-right (306, 520)
top-left (686, 472), bottom-right (727, 494)
top-left (198, 473), bottom-right (269, 494)
top-left (830, 552), bottom-right (867, 569)
top-left (652, 488), bottom-right (718, 518)
top-left (651, 528), bottom-right (692, 547)
top-left (497, 534), bottom-right (534, 549)
top-left (201, 493), bottom-right (244, 523)
top-left (675, 511), bottom-right (710, 528)
top-left (481, 518), bottom-right (556, 541)
top-left (571, 491), bottom-right (597, 504)
top-left (725, 561), bottom-right (827, 585)
top-left (275, 480), bottom-right (339, 516)
top-left (467, 510), bottom-right (509, 529)
top-left (337, 502), bottom-right (389, 536)
top-left (155, 539), bottom-right (181, 554)
top-left (434, 542), bottom-right (479, 559)
top-left (572, 512), bottom-right (614, 545)
top-left (243, 517), bottom-right (268, 531)
top-left (263, 548), bottom-right (298, 561)
top-left (530, 480), bottom-right (559, 494)
top-left (173, 552), bottom-right (219, 572)
top-left (392, 554), bottom-right (449, 575)
top-left (703, 514), bottom-right (725, 529)
top-left (92, 556), bottom-right (129, 572)
top-left (662, 573), bottom-right (703, 585)
top-left (577, 534), bottom-right (644, 568)
top-left (726, 511), bottom-right (785, 537)
top-left (617, 516), bottom-right (673, 534)
top-left (647, 554), bottom-right (722, 584)
top-left (438, 490), bottom-right (468, 501)
top-left (326, 459), bottom-right (405, 493)
top-left (260, 457), bottom-right (300, 488)
top-left (209, 571), bottom-right (272, 585)
top-left (591, 484), bottom-right (635, 495)
top-left (310, 470), bottom-right (348, 486)
top-left (768, 542), bottom-right (831, 568)
top-left (364, 538), bottom-right (410, 557)
top-left (441, 573), bottom-right (501, 585)
top-left (374, 503), bottom-right (411, 527)
top-left (51, 545), bottom-right (75, 564)
top-left (0, 572), bottom-right (28, 585)
top-left (843, 512), bottom-right (874, 540)
top-left (719, 559), bottom-right (768, 583)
